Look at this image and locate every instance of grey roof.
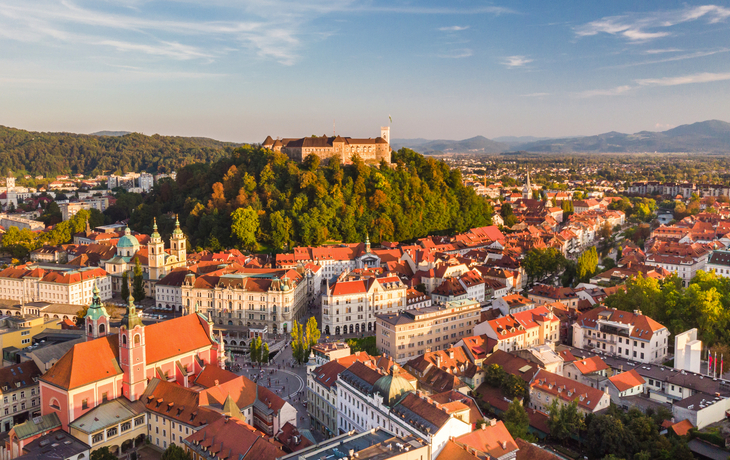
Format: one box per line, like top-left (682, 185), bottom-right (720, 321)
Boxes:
top-left (69, 398), bottom-right (145, 434)
top-left (16, 429), bottom-right (89, 460)
top-left (708, 250), bottom-right (730, 268)
top-left (562, 345), bottom-right (730, 398)
top-left (278, 428), bottom-right (421, 460)
top-left (688, 439), bottom-right (728, 460)
top-left (13, 413), bottom-right (61, 440)
top-left (27, 338), bottom-right (84, 366)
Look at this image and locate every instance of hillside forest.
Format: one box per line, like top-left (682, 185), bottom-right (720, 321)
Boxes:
top-left (0, 126), bottom-right (237, 177)
top-left (128, 146), bottom-right (494, 251)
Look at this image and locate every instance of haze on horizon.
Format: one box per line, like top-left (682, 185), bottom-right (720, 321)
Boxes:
top-left (1, 0), bottom-right (729, 144)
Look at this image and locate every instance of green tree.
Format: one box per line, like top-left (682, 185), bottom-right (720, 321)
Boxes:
top-left (132, 258), bottom-right (145, 302)
top-left (161, 443), bottom-right (192, 460)
top-left (249, 339), bottom-right (257, 362)
top-left (547, 400), bottom-right (584, 445)
top-left (121, 270), bottom-right (130, 301)
top-left (231, 206), bottom-right (259, 251)
top-left (305, 316), bottom-right (321, 351)
top-left (585, 414), bottom-right (634, 460)
top-left (503, 398), bottom-right (534, 442)
top-left (576, 247), bottom-right (599, 283)
top-left (253, 336), bottom-right (262, 363)
top-left (291, 320), bottom-right (306, 364)
top-left (261, 342), bottom-right (270, 363)
top-left (91, 447), bottom-right (118, 460)
top-left (270, 211), bottom-right (291, 251)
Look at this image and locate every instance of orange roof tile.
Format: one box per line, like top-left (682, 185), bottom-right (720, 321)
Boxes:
top-left (572, 356), bottom-right (609, 375)
top-left (42, 335), bottom-right (122, 390)
top-left (608, 369), bottom-right (645, 392)
top-left (455, 421), bottom-right (518, 458)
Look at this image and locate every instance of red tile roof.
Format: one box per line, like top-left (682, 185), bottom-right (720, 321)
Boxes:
top-left (194, 366), bottom-right (240, 388)
top-left (185, 415), bottom-right (283, 460)
top-left (608, 369), bottom-right (645, 392)
top-left (572, 356), bottom-right (609, 375)
top-left (42, 335), bottom-right (122, 390)
top-left (145, 313), bottom-right (215, 364)
top-left (669, 419), bottom-right (694, 436)
top-left (199, 375), bottom-right (258, 410)
top-left (455, 421), bottom-right (518, 458)
top-left (531, 369), bottom-right (606, 412)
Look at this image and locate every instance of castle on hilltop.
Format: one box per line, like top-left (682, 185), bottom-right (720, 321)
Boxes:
top-left (263, 127), bottom-right (391, 164)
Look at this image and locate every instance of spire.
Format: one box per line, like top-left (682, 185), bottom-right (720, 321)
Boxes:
top-left (85, 282), bottom-right (109, 321)
top-left (365, 232), bottom-right (371, 253)
top-left (222, 394), bottom-right (244, 421)
top-left (121, 293), bottom-right (144, 330)
top-left (151, 217), bottom-right (161, 239)
top-left (172, 214), bottom-right (184, 237)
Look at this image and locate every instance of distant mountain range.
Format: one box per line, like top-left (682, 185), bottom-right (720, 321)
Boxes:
top-left (392, 120), bottom-right (730, 154)
top-left (91, 131), bottom-right (133, 137)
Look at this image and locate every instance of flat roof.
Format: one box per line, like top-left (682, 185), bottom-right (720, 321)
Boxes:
top-left (279, 429), bottom-right (426, 460)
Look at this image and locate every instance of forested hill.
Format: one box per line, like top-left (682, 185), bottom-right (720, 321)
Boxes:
top-left (129, 146), bottom-right (493, 251)
top-left (0, 126), bottom-right (240, 176)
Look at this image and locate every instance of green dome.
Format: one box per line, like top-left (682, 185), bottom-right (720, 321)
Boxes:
top-left (117, 227), bottom-right (140, 249)
top-left (373, 364), bottom-right (414, 406)
top-left (85, 283), bottom-right (109, 321)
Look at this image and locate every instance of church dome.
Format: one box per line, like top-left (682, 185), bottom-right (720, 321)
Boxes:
top-left (117, 227), bottom-right (140, 249)
top-left (373, 364), bottom-right (414, 406)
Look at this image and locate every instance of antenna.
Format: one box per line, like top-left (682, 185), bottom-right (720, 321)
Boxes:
top-left (333, 120), bottom-right (336, 136)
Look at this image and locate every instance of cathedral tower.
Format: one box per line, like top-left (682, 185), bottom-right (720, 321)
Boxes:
top-left (170, 214), bottom-right (187, 265)
top-left (148, 218), bottom-right (165, 280)
top-left (119, 295), bottom-right (146, 401)
top-left (84, 283), bottom-right (109, 341)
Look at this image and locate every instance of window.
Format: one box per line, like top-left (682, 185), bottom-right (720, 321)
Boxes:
top-left (92, 433), bottom-right (104, 444)
top-left (102, 392), bottom-right (108, 403)
top-left (82, 399), bottom-right (88, 410)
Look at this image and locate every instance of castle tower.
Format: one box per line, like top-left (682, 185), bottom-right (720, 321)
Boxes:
top-left (119, 294), bottom-right (147, 401)
top-left (380, 126), bottom-right (390, 145)
top-left (170, 214), bottom-right (187, 265)
top-left (522, 169), bottom-right (532, 200)
top-left (148, 218), bottom-right (165, 280)
top-left (84, 283), bottom-right (109, 341)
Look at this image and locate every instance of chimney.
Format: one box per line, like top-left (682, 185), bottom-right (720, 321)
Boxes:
top-left (500, 441), bottom-right (507, 450)
top-left (480, 423), bottom-right (486, 430)
top-left (449, 350), bottom-right (455, 359)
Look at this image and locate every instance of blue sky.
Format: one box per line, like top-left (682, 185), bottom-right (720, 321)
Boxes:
top-left (1, 0), bottom-right (729, 142)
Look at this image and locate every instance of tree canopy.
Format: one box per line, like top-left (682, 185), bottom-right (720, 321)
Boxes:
top-left (0, 126), bottom-right (235, 177)
top-left (130, 146), bottom-right (493, 251)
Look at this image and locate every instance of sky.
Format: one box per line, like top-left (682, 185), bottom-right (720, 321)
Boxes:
top-left (1, 0), bottom-right (729, 142)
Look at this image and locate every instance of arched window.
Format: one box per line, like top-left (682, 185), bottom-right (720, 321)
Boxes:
top-left (122, 335), bottom-right (127, 345)
top-left (88, 324), bottom-right (93, 334)
top-left (134, 334), bottom-right (141, 345)
top-left (99, 324), bottom-right (106, 334)
top-left (50, 398), bottom-right (61, 410)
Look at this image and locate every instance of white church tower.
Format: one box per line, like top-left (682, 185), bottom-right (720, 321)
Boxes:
top-left (522, 169), bottom-right (532, 200)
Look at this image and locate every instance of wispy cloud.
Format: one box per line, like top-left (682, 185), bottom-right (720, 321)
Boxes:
top-left (438, 25), bottom-right (469, 32)
top-left (575, 70), bottom-right (730, 97)
top-left (520, 92), bottom-right (550, 97)
top-left (636, 71), bottom-right (730, 87)
top-left (605, 49), bottom-right (729, 68)
top-left (644, 48), bottom-right (682, 54)
top-left (439, 48), bottom-right (472, 59)
top-left (503, 55), bottom-right (532, 68)
top-left (575, 4), bottom-right (730, 42)
top-left (576, 85), bottom-right (632, 98)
